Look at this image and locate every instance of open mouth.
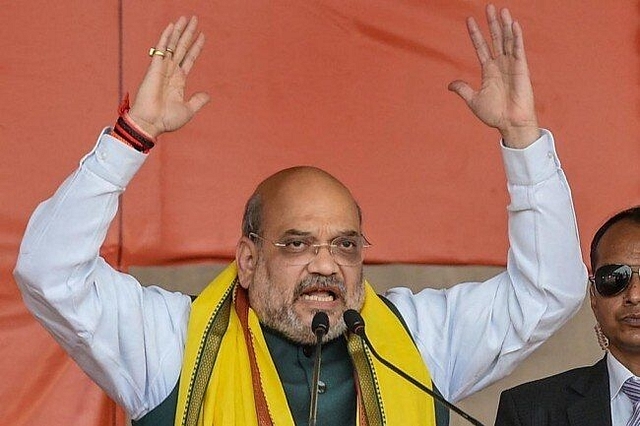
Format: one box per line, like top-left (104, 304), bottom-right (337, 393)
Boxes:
top-left (300, 291), bottom-right (336, 302)
top-left (298, 286), bottom-right (340, 303)
top-left (622, 315), bottom-right (640, 325)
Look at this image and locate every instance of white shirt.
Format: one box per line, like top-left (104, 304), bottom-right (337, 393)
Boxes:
top-left (609, 353), bottom-right (637, 425)
top-left (14, 128), bottom-right (587, 420)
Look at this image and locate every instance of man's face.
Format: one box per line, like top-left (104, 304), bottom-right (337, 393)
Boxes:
top-left (591, 220), bottom-right (640, 366)
top-left (241, 170), bottom-right (366, 345)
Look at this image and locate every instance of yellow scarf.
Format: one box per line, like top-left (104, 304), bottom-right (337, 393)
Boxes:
top-left (175, 262), bottom-right (436, 425)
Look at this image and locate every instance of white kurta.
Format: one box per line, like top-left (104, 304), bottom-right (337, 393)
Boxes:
top-left (14, 128), bottom-right (587, 420)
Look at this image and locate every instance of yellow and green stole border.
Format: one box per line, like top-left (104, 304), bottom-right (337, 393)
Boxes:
top-left (175, 262), bottom-right (436, 425)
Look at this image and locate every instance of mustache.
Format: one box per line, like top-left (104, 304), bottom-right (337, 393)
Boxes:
top-left (294, 274), bottom-right (346, 298)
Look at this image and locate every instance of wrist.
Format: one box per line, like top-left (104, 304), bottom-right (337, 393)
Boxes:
top-left (127, 110), bottom-right (162, 139)
top-left (112, 94), bottom-right (157, 153)
top-left (118, 93), bottom-right (162, 139)
top-left (500, 125), bottom-right (541, 149)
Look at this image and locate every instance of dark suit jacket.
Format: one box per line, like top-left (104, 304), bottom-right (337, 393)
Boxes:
top-left (494, 357), bottom-right (611, 426)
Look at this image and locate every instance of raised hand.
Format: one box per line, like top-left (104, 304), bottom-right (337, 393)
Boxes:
top-left (128, 16), bottom-right (211, 139)
top-left (448, 4), bottom-right (540, 148)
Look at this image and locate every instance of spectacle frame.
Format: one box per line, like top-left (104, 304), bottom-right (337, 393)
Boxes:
top-left (249, 232), bottom-right (371, 266)
top-left (590, 264), bottom-right (640, 297)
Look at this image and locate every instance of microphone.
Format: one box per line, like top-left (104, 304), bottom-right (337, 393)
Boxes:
top-left (309, 311), bottom-right (329, 426)
top-left (343, 309), bottom-right (485, 426)
top-left (312, 311), bottom-right (329, 336)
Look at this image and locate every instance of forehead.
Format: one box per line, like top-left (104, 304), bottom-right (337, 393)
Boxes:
top-left (596, 220), bottom-right (640, 266)
top-left (259, 169), bottom-right (360, 235)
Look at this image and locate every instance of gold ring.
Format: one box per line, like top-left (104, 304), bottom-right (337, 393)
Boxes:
top-left (148, 47), bottom-right (166, 58)
top-left (166, 47), bottom-right (175, 55)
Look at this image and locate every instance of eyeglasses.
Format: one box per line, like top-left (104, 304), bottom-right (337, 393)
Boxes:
top-left (589, 264), bottom-right (640, 297)
top-left (249, 232), bottom-right (371, 266)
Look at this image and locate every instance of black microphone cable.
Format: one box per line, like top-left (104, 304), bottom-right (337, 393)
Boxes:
top-left (343, 309), bottom-right (485, 426)
top-left (309, 311), bottom-right (329, 426)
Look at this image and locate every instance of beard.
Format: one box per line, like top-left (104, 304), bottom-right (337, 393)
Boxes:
top-left (248, 262), bottom-right (365, 345)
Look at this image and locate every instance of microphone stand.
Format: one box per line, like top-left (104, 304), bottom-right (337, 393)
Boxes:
top-left (361, 332), bottom-right (484, 426)
top-left (344, 309), bottom-right (484, 426)
top-left (309, 312), bottom-right (329, 426)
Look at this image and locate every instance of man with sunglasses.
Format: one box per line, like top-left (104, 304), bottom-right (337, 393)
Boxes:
top-left (495, 207), bottom-right (640, 426)
top-left (14, 5), bottom-right (588, 426)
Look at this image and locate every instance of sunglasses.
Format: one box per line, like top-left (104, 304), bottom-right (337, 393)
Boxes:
top-left (590, 264), bottom-right (640, 297)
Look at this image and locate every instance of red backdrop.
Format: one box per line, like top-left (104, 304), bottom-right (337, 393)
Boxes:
top-left (2, 1), bottom-right (638, 424)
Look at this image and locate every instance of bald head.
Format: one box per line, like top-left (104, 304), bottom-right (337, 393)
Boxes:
top-left (241, 166), bottom-right (362, 238)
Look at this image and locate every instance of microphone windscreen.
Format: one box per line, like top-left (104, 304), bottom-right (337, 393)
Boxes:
top-left (343, 309), bottom-right (365, 336)
top-left (311, 311), bottom-right (329, 335)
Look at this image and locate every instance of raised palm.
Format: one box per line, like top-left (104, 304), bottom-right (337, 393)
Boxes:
top-left (449, 5), bottom-right (539, 148)
top-left (129, 16), bottom-right (210, 138)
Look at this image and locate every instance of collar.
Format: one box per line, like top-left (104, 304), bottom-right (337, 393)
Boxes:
top-left (607, 352), bottom-right (637, 402)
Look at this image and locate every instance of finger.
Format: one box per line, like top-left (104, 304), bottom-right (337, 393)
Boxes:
top-left (173, 16), bottom-right (199, 66)
top-left (485, 4), bottom-right (503, 57)
top-left (512, 21), bottom-right (526, 61)
top-left (166, 16), bottom-right (188, 59)
top-left (447, 80), bottom-right (475, 105)
top-left (466, 17), bottom-right (491, 65)
top-left (500, 8), bottom-right (515, 56)
top-left (150, 23), bottom-right (174, 63)
top-left (180, 33), bottom-right (205, 75)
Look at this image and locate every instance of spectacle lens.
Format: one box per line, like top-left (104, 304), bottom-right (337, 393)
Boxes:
top-left (250, 233), bottom-right (370, 266)
top-left (592, 264), bottom-right (633, 297)
top-left (283, 236), bottom-right (365, 266)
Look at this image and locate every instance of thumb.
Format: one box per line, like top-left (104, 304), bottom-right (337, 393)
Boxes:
top-left (187, 92), bottom-right (211, 115)
top-left (447, 80), bottom-right (475, 105)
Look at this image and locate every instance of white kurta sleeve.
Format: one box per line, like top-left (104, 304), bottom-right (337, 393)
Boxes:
top-left (14, 130), bottom-right (192, 420)
top-left (385, 129), bottom-right (588, 402)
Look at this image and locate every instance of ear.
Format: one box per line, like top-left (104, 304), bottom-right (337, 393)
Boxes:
top-left (236, 236), bottom-right (258, 289)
